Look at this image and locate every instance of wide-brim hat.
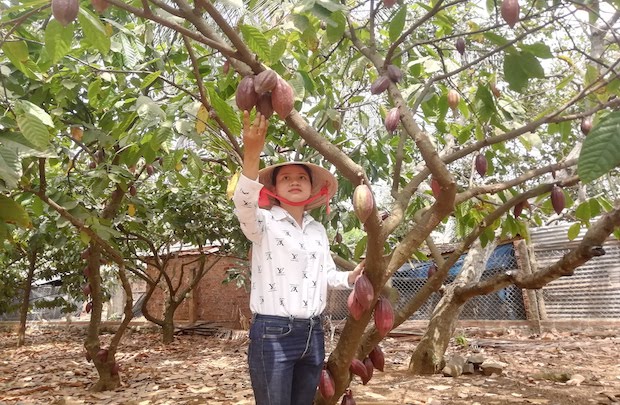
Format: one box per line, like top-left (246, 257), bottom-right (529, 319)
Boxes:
top-left (258, 161), bottom-right (338, 211)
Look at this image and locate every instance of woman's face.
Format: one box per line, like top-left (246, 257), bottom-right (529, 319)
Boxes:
top-left (274, 165), bottom-right (312, 204)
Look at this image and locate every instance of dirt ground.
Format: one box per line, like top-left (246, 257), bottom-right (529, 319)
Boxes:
top-left (1, 323), bottom-right (619, 405)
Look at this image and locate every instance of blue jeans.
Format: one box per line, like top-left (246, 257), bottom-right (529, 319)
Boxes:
top-left (248, 314), bottom-right (325, 405)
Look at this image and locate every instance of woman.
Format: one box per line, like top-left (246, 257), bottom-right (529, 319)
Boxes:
top-left (233, 111), bottom-right (363, 405)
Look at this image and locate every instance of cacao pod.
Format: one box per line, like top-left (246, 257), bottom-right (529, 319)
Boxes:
top-left (254, 70), bottom-right (279, 94)
top-left (455, 37), bottom-right (466, 55)
top-left (550, 185), bottom-right (565, 215)
top-left (447, 89), bottom-right (460, 111)
top-left (52, 0), bottom-right (79, 26)
top-left (341, 389), bottom-right (356, 405)
top-left (501, 0), bottom-right (520, 28)
top-left (431, 178), bottom-right (441, 199)
top-left (370, 76), bottom-right (390, 95)
top-left (363, 357), bottom-right (374, 385)
top-left (374, 297), bottom-right (394, 338)
top-left (89, 161), bottom-right (97, 169)
top-left (386, 65), bottom-right (403, 83)
top-left (256, 93), bottom-right (274, 119)
top-left (146, 165), bottom-right (155, 176)
top-left (91, 0), bottom-right (109, 13)
top-left (96, 348), bottom-right (108, 362)
top-left (513, 201), bottom-right (525, 218)
top-left (427, 263), bottom-right (437, 279)
top-left (85, 301), bottom-right (93, 314)
top-left (222, 60), bottom-right (230, 74)
top-left (347, 290), bottom-right (365, 320)
top-left (354, 273), bottom-right (374, 311)
top-left (82, 266), bottom-right (90, 278)
top-left (235, 75), bottom-right (259, 112)
top-left (349, 358), bottom-right (368, 381)
top-left (475, 154), bottom-right (488, 177)
top-left (271, 77), bottom-right (295, 119)
top-left (81, 249), bottom-right (90, 259)
top-left (369, 345), bottom-right (385, 372)
top-left (352, 184), bottom-right (374, 224)
top-left (580, 117), bottom-right (592, 135)
top-left (319, 367), bottom-right (335, 400)
top-left (490, 82), bottom-right (501, 98)
top-left (383, 0), bottom-right (397, 7)
top-left (82, 284), bottom-right (92, 296)
top-left (129, 185), bottom-right (137, 196)
top-left (385, 107), bottom-right (400, 133)
top-left (111, 362), bottom-right (120, 376)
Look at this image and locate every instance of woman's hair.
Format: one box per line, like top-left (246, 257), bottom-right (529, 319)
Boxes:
top-left (272, 164), bottom-right (313, 186)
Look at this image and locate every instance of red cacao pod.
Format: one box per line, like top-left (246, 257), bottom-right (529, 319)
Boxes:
top-left (81, 249), bottom-right (90, 260)
top-left (91, 0), bottom-right (109, 13)
top-left (427, 263), bottom-right (437, 279)
top-left (455, 37), bottom-right (466, 55)
top-left (111, 362), bottom-right (120, 376)
top-left (349, 358), bottom-right (368, 381)
top-left (222, 60), bottom-right (230, 74)
top-left (374, 297), bottom-right (394, 338)
top-left (146, 164), bottom-right (155, 176)
top-left (370, 76), bottom-right (390, 95)
top-left (256, 93), bottom-right (274, 119)
top-left (354, 273), bottom-right (374, 311)
top-left (254, 70), bottom-right (279, 94)
top-left (501, 0), bottom-right (520, 28)
top-left (369, 345), bottom-right (385, 372)
top-left (319, 367), bottom-right (335, 400)
top-left (513, 201), bottom-right (525, 218)
top-left (52, 0), bottom-right (79, 26)
top-left (383, 0), bottom-right (397, 7)
top-left (347, 290), bottom-right (365, 320)
top-left (235, 75), bottom-right (259, 112)
top-left (447, 89), bottom-right (460, 111)
top-left (385, 107), bottom-right (400, 133)
top-left (580, 117), bottom-right (592, 135)
top-left (550, 185), bottom-right (565, 215)
top-left (96, 348), bottom-right (108, 362)
top-left (129, 185), bottom-right (137, 196)
top-left (363, 357), bottom-right (374, 385)
top-left (271, 77), bottom-right (295, 119)
top-left (82, 266), bottom-right (90, 278)
top-left (475, 154), bottom-right (488, 177)
top-left (431, 178), bottom-right (441, 199)
top-left (85, 301), bottom-right (93, 314)
top-left (341, 389), bottom-right (356, 405)
top-left (82, 284), bottom-right (92, 296)
top-left (386, 65), bottom-right (403, 83)
top-left (352, 184), bottom-right (374, 223)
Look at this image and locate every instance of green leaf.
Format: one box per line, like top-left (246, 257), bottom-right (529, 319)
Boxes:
top-left (504, 54), bottom-right (528, 92)
top-left (271, 39), bottom-right (288, 63)
top-left (2, 40), bottom-right (29, 67)
top-left (78, 8), bottom-right (110, 55)
top-left (240, 24), bottom-right (271, 63)
top-left (578, 111), bottom-right (620, 183)
top-left (389, 7), bottom-right (407, 43)
top-left (15, 100), bottom-right (54, 127)
top-left (0, 132), bottom-right (57, 158)
top-left (325, 11), bottom-right (346, 44)
top-left (16, 113), bottom-right (50, 150)
top-left (119, 34), bottom-right (138, 68)
top-left (519, 52), bottom-right (545, 78)
top-left (208, 88), bottom-right (241, 136)
top-left (0, 195), bottom-right (31, 228)
top-left (354, 234), bottom-right (367, 259)
top-left (519, 42), bottom-right (553, 58)
top-left (140, 71), bottom-right (161, 90)
top-left (44, 19), bottom-right (74, 64)
top-left (574, 201), bottom-right (590, 222)
top-left (567, 222), bottom-right (581, 241)
top-left (0, 147), bottom-right (21, 189)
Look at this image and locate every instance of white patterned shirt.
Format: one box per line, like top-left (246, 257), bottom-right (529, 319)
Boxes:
top-left (233, 174), bottom-right (351, 318)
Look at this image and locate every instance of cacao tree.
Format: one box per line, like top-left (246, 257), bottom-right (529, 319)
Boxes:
top-left (1, 0), bottom-right (619, 401)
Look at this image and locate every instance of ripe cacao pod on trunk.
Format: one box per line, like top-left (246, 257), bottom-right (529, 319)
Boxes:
top-left (455, 37), bottom-right (466, 55)
top-left (254, 70), bottom-right (278, 94)
top-left (386, 65), bottom-right (403, 83)
top-left (52, 0), bottom-right (79, 26)
top-left (369, 345), bottom-right (385, 372)
top-left (354, 273), bottom-right (374, 311)
top-left (353, 184), bottom-right (374, 224)
top-left (235, 75), bottom-right (259, 112)
top-left (271, 77), bottom-right (295, 118)
top-left (96, 348), bottom-right (109, 362)
top-left (370, 76), bottom-right (390, 95)
top-left (385, 107), bottom-right (400, 133)
top-left (374, 297), bottom-right (394, 338)
top-left (363, 357), bottom-right (374, 384)
top-left (256, 93), bottom-right (273, 119)
top-left (580, 117), bottom-right (592, 135)
top-left (501, 0), bottom-right (520, 28)
top-left (111, 362), bottom-right (120, 376)
top-left (347, 290), bottom-right (365, 320)
top-left (551, 185), bottom-right (565, 215)
top-left (319, 367), bottom-right (335, 400)
top-left (349, 358), bottom-right (368, 381)
top-left (475, 154), bottom-right (488, 177)
top-left (513, 201), bottom-right (525, 218)
top-left (82, 284), bottom-right (92, 296)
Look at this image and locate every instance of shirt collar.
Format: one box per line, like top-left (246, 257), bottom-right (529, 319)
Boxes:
top-left (271, 206), bottom-right (315, 227)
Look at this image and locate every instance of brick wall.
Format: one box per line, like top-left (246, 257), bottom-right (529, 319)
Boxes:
top-left (144, 253), bottom-right (251, 328)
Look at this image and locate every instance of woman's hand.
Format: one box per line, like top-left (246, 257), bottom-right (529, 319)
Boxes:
top-left (348, 259), bottom-right (365, 286)
top-left (241, 111), bottom-right (268, 179)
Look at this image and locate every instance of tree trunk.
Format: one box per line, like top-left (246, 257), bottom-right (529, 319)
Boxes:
top-left (161, 302), bottom-right (179, 344)
top-left (408, 240), bottom-right (496, 374)
top-left (17, 251), bottom-right (36, 347)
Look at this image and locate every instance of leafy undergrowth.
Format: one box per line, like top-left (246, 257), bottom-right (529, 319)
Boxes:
top-left (1, 324), bottom-right (619, 404)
